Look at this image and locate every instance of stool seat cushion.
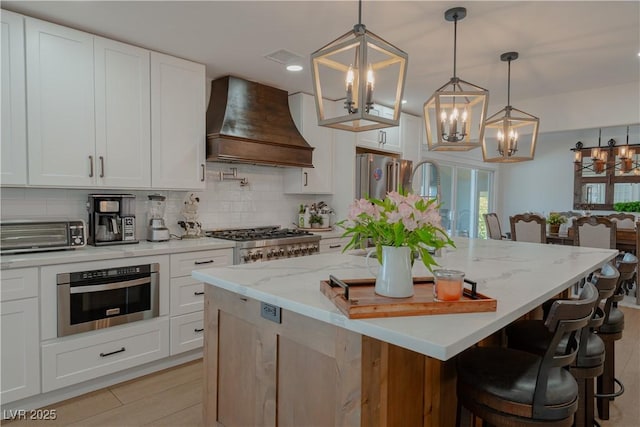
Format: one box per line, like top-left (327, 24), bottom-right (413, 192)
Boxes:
top-left (507, 320), bottom-right (605, 366)
top-left (458, 347), bottom-right (578, 407)
top-left (599, 307), bottom-right (624, 334)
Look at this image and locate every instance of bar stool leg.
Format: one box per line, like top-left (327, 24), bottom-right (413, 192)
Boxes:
top-left (596, 339), bottom-right (615, 420)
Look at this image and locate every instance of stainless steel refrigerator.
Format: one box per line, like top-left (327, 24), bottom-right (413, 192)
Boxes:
top-left (356, 153), bottom-right (413, 199)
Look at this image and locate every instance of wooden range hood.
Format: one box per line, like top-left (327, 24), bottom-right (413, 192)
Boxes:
top-left (206, 76), bottom-right (314, 168)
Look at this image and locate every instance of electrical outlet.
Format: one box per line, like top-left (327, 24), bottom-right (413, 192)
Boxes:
top-left (260, 302), bottom-right (281, 323)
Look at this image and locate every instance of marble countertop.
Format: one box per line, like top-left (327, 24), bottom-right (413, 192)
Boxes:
top-left (193, 238), bottom-right (618, 361)
top-left (0, 238), bottom-right (236, 269)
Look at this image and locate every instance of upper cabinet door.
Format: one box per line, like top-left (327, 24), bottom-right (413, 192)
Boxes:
top-left (1, 10), bottom-right (27, 186)
top-left (150, 52), bottom-right (205, 190)
top-left (94, 37), bottom-right (151, 188)
top-left (26, 18), bottom-right (96, 186)
top-left (285, 93), bottom-right (334, 194)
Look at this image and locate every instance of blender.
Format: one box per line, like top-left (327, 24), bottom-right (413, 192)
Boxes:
top-left (146, 194), bottom-right (170, 242)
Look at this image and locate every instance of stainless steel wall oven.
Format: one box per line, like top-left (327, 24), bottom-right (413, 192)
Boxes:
top-left (57, 263), bottom-right (159, 337)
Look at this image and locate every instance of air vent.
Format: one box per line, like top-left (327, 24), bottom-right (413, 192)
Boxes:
top-left (264, 49), bottom-right (304, 65)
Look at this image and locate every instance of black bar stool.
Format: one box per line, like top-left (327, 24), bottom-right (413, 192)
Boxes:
top-left (506, 263), bottom-right (619, 427)
top-left (595, 252), bottom-right (636, 419)
top-left (456, 282), bottom-right (599, 427)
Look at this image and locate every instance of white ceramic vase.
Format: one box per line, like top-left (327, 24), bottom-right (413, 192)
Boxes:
top-left (366, 245), bottom-right (414, 298)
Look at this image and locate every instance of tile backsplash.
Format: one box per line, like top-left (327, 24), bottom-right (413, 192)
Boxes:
top-left (1, 163), bottom-right (330, 239)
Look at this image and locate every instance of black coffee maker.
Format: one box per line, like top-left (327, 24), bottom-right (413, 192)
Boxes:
top-left (88, 194), bottom-right (138, 246)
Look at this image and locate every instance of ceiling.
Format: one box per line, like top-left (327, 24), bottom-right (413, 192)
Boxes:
top-left (3, 1), bottom-right (639, 117)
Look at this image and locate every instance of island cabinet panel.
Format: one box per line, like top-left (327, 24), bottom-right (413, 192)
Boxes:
top-left (204, 286), bottom-right (456, 427)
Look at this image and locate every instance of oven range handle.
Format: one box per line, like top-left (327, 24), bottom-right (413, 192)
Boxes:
top-left (69, 277), bottom-right (151, 294)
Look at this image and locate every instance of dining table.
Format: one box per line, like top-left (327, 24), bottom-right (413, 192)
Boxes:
top-left (546, 228), bottom-right (637, 252)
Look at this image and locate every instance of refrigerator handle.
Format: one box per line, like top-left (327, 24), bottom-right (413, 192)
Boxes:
top-left (388, 161), bottom-right (398, 193)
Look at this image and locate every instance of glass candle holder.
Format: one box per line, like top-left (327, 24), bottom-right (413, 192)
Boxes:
top-left (433, 269), bottom-right (465, 301)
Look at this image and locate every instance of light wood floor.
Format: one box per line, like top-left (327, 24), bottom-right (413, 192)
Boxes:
top-left (4, 306), bottom-right (639, 427)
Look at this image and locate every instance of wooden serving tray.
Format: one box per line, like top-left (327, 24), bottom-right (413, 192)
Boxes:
top-left (320, 276), bottom-right (497, 319)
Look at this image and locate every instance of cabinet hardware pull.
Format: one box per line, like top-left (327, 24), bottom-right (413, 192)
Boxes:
top-left (100, 347), bottom-right (125, 357)
top-left (194, 328), bottom-right (204, 333)
top-left (329, 244), bottom-right (342, 249)
top-left (304, 172), bottom-right (308, 186)
top-left (194, 291), bottom-right (205, 296)
top-left (99, 156), bottom-right (105, 178)
top-left (201, 164), bottom-right (205, 182)
top-left (240, 297), bottom-right (248, 302)
top-left (378, 130), bottom-right (383, 144)
top-left (194, 260), bottom-right (214, 265)
top-left (89, 155), bottom-right (94, 178)
top-left (382, 131), bottom-right (387, 144)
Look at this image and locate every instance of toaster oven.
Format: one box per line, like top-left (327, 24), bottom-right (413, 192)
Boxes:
top-left (0, 219), bottom-right (87, 254)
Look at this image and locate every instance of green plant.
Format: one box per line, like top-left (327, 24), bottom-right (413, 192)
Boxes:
top-left (337, 191), bottom-right (455, 272)
top-left (547, 213), bottom-right (568, 225)
top-left (614, 201), bottom-right (640, 212)
top-left (309, 213), bottom-right (323, 225)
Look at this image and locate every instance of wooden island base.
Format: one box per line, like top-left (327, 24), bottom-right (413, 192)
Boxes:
top-left (204, 286), bottom-right (457, 427)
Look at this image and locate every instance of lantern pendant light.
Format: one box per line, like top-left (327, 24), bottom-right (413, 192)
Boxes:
top-left (424, 7), bottom-right (489, 151)
top-left (310, 0), bottom-right (408, 132)
top-left (482, 52), bottom-right (539, 163)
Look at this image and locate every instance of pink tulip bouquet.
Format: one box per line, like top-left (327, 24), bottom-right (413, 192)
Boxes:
top-left (338, 191), bottom-right (454, 271)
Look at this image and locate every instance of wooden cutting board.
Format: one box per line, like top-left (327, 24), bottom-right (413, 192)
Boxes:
top-left (320, 277), bottom-right (497, 319)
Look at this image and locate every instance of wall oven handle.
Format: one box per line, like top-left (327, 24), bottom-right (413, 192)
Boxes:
top-left (194, 260), bottom-right (214, 265)
top-left (70, 277), bottom-right (151, 294)
top-left (100, 347), bottom-right (126, 357)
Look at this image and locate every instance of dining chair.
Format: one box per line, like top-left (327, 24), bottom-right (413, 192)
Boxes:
top-left (506, 263), bottom-right (619, 427)
top-left (509, 213), bottom-right (546, 243)
top-left (483, 213), bottom-right (507, 240)
top-left (606, 213), bottom-right (636, 230)
top-left (456, 282), bottom-right (598, 427)
top-left (573, 216), bottom-right (617, 249)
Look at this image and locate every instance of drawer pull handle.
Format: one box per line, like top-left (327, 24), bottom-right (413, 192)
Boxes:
top-left (194, 328), bottom-right (204, 333)
top-left (329, 244), bottom-right (342, 249)
top-left (194, 291), bottom-right (205, 296)
top-left (194, 260), bottom-right (214, 265)
top-left (100, 347), bottom-right (125, 358)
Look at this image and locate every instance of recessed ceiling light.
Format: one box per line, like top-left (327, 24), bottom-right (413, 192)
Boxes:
top-left (286, 64), bottom-right (303, 72)
top-left (401, 99), bottom-right (407, 104)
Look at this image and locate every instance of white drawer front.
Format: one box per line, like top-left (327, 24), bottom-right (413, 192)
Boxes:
top-left (170, 276), bottom-right (204, 316)
top-left (41, 318), bottom-right (169, 392)
top-left (319, 238), bottom-right (350, 254)
top-left (170, 249), bottom-right (233, 278)
top-left (0, 267), bottom-right (38, 301)
top-left (170, 311), bottom-right (204, 355)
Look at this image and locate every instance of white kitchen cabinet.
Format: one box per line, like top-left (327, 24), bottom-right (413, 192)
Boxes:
top-left (151, 52), bottom-right (206, 190)
top-left (1, 10), bottom-right (27, 186)
top-left (94, 37), bottom-right (151, 188)
top-left (41, 317), bottom-right (169, 392)
top-left (168, 248), bottom-right (233, 355)
top-left (26, 18), bottom-right (95, 186)
top-left (356, 105), bottom-right (401, 154)
top-left (284, 93), bottom-right (334, 194)
top-left (26, 19), bottom-right (152, 188)
top-left (0, 267), bottom-right (40, 403)
top-left (400, 113), bottom-right (422, 163)
top-left (1, 298), bottom-right (40, 403)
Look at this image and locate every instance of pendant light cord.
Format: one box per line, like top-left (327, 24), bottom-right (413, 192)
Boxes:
top-left (507, 58), bottom-right (511, 107)
top-left (358, 0), bottom-right (362, 26)
top-left (452, 16), bottom-right (458, 78)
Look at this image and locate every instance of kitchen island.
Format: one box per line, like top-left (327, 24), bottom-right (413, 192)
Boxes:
top-left (193, 238), bottom-right (617, 427)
